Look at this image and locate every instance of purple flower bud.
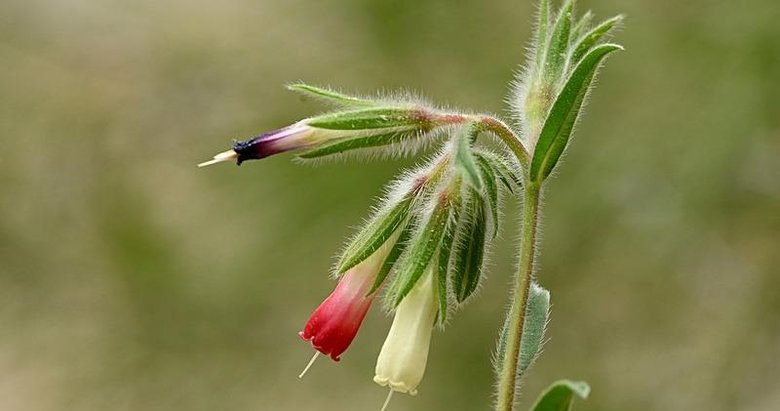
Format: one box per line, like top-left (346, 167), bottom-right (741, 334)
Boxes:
top-left (232, 122), bottom-right (317, 165)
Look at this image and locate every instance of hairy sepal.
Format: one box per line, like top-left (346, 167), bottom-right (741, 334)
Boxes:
top-left (453, 122), bottom-right (483, 190)
top-left (434, 183), bottom-right (462, 325)
top-left (390, 194), bottom-right (451, 306)
top-left (307, 107), bottom-right (430, 130)
top-left (297, 129), bottom-right (421, 159)
top-left (286, 83), bottom-right (375, 108)
top-left (474, 150), bottom-right (523, 193)
top-left (336, 196), bottom-right (414, 275)
top-left (475, 155), bottom-right (500, 238)
top-left (451, 188), bottom-right (488, 304)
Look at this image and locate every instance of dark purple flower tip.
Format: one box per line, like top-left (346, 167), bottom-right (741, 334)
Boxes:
top-left (232, 138), bottom-right (265, 165)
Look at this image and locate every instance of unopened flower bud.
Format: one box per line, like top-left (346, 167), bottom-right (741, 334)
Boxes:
top-left (374, 268), bottom-right (437, 395)
top-left (299, 242), bottom-right (393, 361)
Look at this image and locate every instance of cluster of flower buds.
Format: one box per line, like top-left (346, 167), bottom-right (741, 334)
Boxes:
top-left (296, 124), bottom-right (520, 407)
top-left (199, 2), bottom-right (623, 406)
top-left (200, 87), bottom-right (519, 409)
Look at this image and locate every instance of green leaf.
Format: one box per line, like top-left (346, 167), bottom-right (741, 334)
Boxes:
top-left (542, 0), bottom-right (575, 86)
top-left (518, 282), bottom-right (551, 376)
top-left (286, 83), bottom-right (374, 107)
top-left (297, 130), bottom-right (417, 159)
top-left (533, 0), bottom-right (551, 74)
top-left (571, 10), bottom-right (593, 41)
top-left (570, 15), bottom-right (623, 65)
top-left (493, 282), bottom-right (550, 376)
top-left (454, 123), bottom-right (483, 190)
top-left (530, 43), bottom-right (623, 182)
top-left (530, 380), bottom-right (590, 411)
top-left (392, 197), bottom-right (450, 305)
top-left (451, 190), bottom-right (487, 303)
top-left (307, 107), bottom-right (426, 130)
top-left (337, 196), bottom-right (413, 274)
top-left (367, 222), bottom-right (413, 295)
top-left (475, 155), bottom-right (499, 238)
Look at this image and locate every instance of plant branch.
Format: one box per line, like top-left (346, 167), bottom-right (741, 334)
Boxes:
top-left (495, 182), bottom-right (541, 411)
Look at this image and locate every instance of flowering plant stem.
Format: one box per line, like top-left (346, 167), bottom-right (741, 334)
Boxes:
top-left (496, 181), bottom-right (541, 411)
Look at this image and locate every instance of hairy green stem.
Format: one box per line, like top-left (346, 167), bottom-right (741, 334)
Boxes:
top-left (495, 182), bottom-right (541, 411)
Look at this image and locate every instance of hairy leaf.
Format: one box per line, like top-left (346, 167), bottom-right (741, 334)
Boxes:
top-left (287, 83), bottom-right (374, 107)
top-left (530, 43), bottom-right (622, 182)
top-left (542, 0), bottom-right (575, 86)
top-left (530, 380), bottom-right (590, 411)
top-left (518, 282), bottom-right (551, 376)
top-left (493, 282), bottom-right (550, 376)
top-left (570, 15), bottom-right (623, 65)
top-left (571, 10), bottom-right (593, 41)
top-left (533, 0), bottom-right (551, 74)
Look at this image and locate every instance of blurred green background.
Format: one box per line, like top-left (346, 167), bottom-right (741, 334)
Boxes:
top-left (1, 0), bottom-right (778, 410)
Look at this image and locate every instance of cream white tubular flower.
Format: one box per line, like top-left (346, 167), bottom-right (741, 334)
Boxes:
top-left (374, 267), bottom-right (437, 396)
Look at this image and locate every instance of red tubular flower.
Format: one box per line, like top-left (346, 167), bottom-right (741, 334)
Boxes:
top-left (299, 247), bottom-right (389, 361)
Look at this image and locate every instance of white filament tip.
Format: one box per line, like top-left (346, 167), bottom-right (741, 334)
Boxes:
top-left (380, 388), bottom-right (394, 411)
top-left (298, 351), bottom-right (320, 379)
top-left (197, 149), bottom-right (238, 167)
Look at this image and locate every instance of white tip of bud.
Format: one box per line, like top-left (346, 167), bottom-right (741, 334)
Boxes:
top-left (198, 149), bottom-right (238, 167)
top-left (298, 351), bottom-right (320, 379)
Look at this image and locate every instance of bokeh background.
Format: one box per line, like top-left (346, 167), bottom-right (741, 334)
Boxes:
top-left (1, 0), bottom-right (778, 410)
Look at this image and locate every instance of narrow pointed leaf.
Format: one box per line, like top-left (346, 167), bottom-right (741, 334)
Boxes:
top-left (494, 282), bottom-right (550, 376)
top-left (307, 107), bottom-right (428, 130)
top-left (570, 15), bottom-right (623, 64)
top-left (530, 43), bottom-right (623, 182)
top-left (287, 83), bottom-right (374, 107)
top-left (542, 0), bottom-right (575, 86)
top-left (451, 190), bottom-right (487, 303)
top-left (454, 123), bottom-right (483, 190)
top-left (518, 282), bottom-right (551, 376)
top-left (571, 10), bottom-right (593, 41)
top-left (297, 130), bottom-right (418, 159)
top-left (392, 197), bottom-right (450, 305)
top-left (533, 0), bottom-right (551, 73)
top-left (337, 197), bottom-right (413, 274)
top-left (530, 380), bottom-right (590, 411)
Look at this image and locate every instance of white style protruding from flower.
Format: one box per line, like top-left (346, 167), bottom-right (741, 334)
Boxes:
top-left (374, 267), bottom-right (438, 397)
